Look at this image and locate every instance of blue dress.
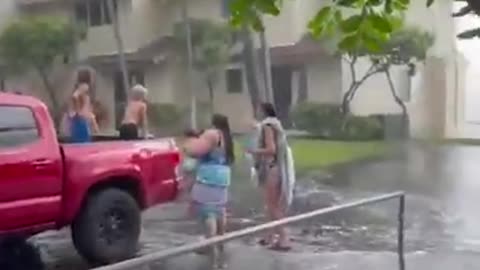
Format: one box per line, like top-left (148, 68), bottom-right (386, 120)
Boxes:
top-left (69, 114), bottom-right (91, 143)
top-left (190, 146), bottom-right (231, 219)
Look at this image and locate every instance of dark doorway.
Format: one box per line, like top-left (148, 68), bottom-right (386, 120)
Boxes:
top-left (272, 66), bottom-right (293, 128)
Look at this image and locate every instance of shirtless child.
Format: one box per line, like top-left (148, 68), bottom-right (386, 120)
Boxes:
top-left (68, 82), bottom-right (99, 143)
top-left (119, 84), bottom-right (150, 140)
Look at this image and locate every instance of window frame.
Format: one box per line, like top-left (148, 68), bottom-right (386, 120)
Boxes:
top-left (75, 0), bottom-right (119, 28)
top-left (0, 105), bottom-right (41, 150)
top-left (221, 0), bottom-right (231, 18)
top-left (225, 68), bottom-right (243, 94)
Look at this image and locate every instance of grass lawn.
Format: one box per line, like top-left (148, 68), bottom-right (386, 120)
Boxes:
top-left (289, 139), bottom-right (388, 171)
top-left (180, 137), bottom-right (388, 172)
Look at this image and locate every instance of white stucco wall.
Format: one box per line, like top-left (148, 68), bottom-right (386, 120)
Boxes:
top-left (0, 1), bottom-right (19, 31)
top-left (346, 0), bottom-right (457, 138)
top-left (306, 56), bottom-right (343, 104)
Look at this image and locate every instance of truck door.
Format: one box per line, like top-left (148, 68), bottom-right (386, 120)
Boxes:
top-left (0, 105), bottom-right (63, 231)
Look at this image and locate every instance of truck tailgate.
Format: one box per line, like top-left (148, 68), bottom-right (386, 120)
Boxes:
top-left (61, 138), bottom-right (179, 210)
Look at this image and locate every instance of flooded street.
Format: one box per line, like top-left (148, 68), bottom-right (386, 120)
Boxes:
top-left (36, 142), bottom-right (480, 269)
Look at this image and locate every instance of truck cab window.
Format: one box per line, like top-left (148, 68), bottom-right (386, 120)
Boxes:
top-left (0, 106), bottom-right (39, 148)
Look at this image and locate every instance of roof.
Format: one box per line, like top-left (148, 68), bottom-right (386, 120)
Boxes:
top-left (16, 0), bottom-right (61, 5)
top-left (232, 37), bottom-right (330, 66)
top-left (86, 36), bottom-right (175, 67)
top-left (87, 35), bottom-right (329, 68)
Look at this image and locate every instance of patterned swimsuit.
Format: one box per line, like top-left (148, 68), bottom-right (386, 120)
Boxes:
top-left (190, 144), bottom-right (231, 219)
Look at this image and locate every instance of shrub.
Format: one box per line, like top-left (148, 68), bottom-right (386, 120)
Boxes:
top-left (147, 103), bottom-right (183, 135)
top-left (147, 103), bottom-right (214, 136)
top-left (292, 103), bottom-right (384, 140)
top-left (292, 103), bottom-right (343, 137)
top-left (342, 115), bottom-right (383, 140)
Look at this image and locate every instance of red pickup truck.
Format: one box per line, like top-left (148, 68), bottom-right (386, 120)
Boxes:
top-left (0, 93), bottom-right (180, 264)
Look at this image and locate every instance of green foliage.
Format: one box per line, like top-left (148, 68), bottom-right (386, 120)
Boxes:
top-left (451, 0), bottom-right (480, 39)
top-left (382, 27), bottom-right (435, 64)
top-left (292, 103), bottom-right (384, 140)
top-left (229, 0), bottom-right (282, 31)
top-left (147, 103), bottom-right (213, 136)
top-left (0, 16), bottom-right (76, 73)
top-left (147, 103), bottom-right (183, 135)
top-left (342, 115), bottom-right (384, 140)
top-left (293, 103), bottom-right (343, 136)
top-left (174, 19), bottom-right (234, 104)
top-left (174, 19), bottom-right (233, 72)
top-left (148, 103), bottom-right (183, 127)
top-left (226, 0), bottom-right (455, 53)
top-left (228, 0), bottom-right (407, 55)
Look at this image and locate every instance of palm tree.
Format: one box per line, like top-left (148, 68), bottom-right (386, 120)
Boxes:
top-left (181, 0), bottom-right (197, 129)
top-left (241, 26), bottom-right (263, 117)
top-left (259, 18), bottom-right (273, 103)
top-left (106, 0), bottom-right (130, 98)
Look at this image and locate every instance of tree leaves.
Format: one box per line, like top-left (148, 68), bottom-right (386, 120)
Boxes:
top-left (0, 16), bottom-right (76, 74)
top-left (229, 0), bottom-right (281, 31)
top-left (457, 27), bottom-right (480, 39)
top-left (173, 18), bottom-right (234, 86)
top-left (369, 14), bottom-right (392, 33)
top-left (341, 15), bottom-right (363, 33)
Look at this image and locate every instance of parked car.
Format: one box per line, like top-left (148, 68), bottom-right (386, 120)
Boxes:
top-left (0, 93), bottom-right (181, 264)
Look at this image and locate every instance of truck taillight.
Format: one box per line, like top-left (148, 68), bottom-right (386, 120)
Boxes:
top-left (169, 152), bottom-right (181, 178)
top-left (168, 152), bottom-right (180, 165)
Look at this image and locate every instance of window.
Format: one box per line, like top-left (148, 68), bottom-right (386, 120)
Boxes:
top-left (75, 0), bottom-right (119, 27)
top-left (0, 106), bottom-right (39, 149)
top-left (226, 68), bottom-right (243, 93)
top-left (221, 0), bottom-right (231, 18)
top-left (130, 71), bottom-right (145, 86)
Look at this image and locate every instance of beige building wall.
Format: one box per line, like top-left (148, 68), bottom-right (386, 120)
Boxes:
top-left (306, 56), bottom-right (342, 104)
top-left (145, 63), bottom-right (176, 104)
top-left (77, 1), bottom-right (137, 58)
top-left (347, 0), bottom-right (457, 138)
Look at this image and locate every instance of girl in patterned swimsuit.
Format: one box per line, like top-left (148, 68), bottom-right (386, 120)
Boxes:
top-left (183, 114), bottom-right (234, 269)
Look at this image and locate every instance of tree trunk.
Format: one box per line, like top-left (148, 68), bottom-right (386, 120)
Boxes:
top-left (69, 1), bottom-right (80, 66)
top-left (297, 66), bottom-right (308, 105)
top-left (341, 57), bottom-right (358, 115)
top-left (38, 69), bottom-right (61, 128)
top-left (342, 82), bottom-right (357, 115)
top-left (181, 0), bottom-right (197, 129)
top-left (107, 0), bottom-right (130, 99)
top-left (342, 59), bottom-right (378, 115)
top-left (259, 27), bottom-right (273, 103)
top-left (385, 69), bottom-right (409, 137)
top-left (241, 26), bottom-right (262, 118)
top-left (207, 77), bottom-right (215, 116)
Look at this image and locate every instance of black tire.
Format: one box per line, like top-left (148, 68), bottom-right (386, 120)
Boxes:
top-left (72, 188), bottom-right (141, 265)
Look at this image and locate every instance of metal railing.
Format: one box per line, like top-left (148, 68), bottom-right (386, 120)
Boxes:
top-left (94, 191), bottom-right (406, 270)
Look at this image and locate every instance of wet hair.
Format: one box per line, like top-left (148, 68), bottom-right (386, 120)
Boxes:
top-left (260, 102), bottom-right (277, 118)
top-left (74, 68), bottom-right (93, 89)
top-left (212, 114), bottom-right (235, 165)
top-left (77, 68), bottom-right (91, 85)
top-left (131, 84), bottom-right (148, 100)
top-left (0, 236), bottom-right (45, 270)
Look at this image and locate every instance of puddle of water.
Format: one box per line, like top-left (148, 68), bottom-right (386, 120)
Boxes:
top-left (32, 143), bottom-right (480, 269)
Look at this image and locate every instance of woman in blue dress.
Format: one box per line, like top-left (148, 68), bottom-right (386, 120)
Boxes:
top-left (184, 114), bottom-right (234, 269)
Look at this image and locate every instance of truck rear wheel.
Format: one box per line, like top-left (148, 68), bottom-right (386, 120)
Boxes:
top-left (72, 188), bottom-right (141, 265)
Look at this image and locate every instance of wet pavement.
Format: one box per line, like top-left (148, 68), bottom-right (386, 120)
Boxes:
top-left (35, 142), bottom-right (480, 269)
